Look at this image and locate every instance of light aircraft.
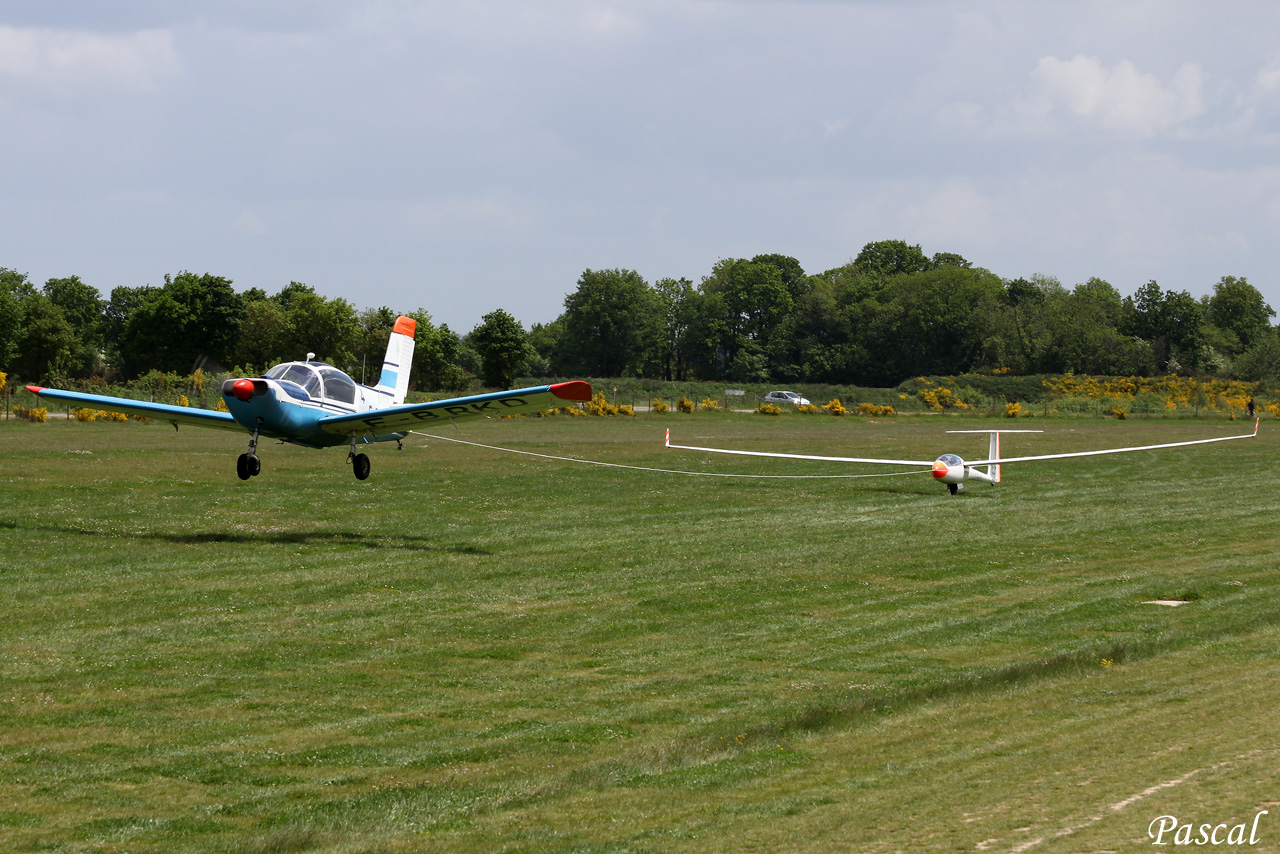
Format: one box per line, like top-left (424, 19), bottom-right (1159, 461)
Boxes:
top-left (27, 316), bottom-right (593, 481)
top-left (664, 421), bottom-right (1260, 494)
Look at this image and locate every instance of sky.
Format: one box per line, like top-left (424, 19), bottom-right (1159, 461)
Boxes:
top-left (2, 0), bottom-right (1280, 331)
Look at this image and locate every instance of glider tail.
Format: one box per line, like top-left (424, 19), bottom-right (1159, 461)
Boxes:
top-left (374, 316), bottom-right (416, 406)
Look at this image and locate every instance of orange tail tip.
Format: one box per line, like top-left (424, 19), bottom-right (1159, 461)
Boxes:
top-left (665, 428), bottom-right (670, 446)
top-left (392, 316), bottom-right (416, 337)
top-left (550, 381), bottom-right (592, 402)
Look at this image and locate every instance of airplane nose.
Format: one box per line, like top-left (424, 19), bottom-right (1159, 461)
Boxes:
top-left (232, 379), bottom-right (255, 402)
top-left (931, 460), bottom-right (950, 479)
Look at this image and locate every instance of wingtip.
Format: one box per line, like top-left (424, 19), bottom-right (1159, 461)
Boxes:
top-left (549, 380), bottom-right (592, 402)
top-left (26, 385), bottom-right (45, 394)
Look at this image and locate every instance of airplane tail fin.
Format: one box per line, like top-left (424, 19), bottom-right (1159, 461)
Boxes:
top-left (374, 316), bottom-right (416, 406)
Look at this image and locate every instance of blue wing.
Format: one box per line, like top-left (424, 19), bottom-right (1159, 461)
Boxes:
top-left (27, 386), bottom-right (242, 432)
top-left (318, 381), bottom-right (593, 436)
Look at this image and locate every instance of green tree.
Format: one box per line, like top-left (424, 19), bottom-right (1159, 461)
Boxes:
top-left (853, 239), bottom-right (934, 278)
top-left (1206, 275), bottom-right (1274, 353)
top-left (12, 292), bottom-right (78, 383)
top-left (354, 306), bottom-right (399, 384)
top-left (408, 311), bottom-right (471, 392)
top-left (699, 258), bottom-right (795, 381)
top-left (559, 269), bottom-right (659, 377)
top-left (118, 272), bottom-right (244, 376)
top-left (651, 277), bottom-right (696, 381)
top-left (470, 308), bottom-right (531, 388)
top-left (232, 297), bottom-right (291, 371)
top-left (0, 268), bottom-right (34, 371)
top-left (275, 283), bottom-right (358, 369)
top-left (43, 275), bottom-right (104, 377)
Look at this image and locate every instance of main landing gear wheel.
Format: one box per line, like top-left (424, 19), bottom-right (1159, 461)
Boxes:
top-left (352, 452), bottom-right (371, 481)
top-left (237, 453), bottom-right (261, 480)
top-left (948, 483), bottom-right (959, 495)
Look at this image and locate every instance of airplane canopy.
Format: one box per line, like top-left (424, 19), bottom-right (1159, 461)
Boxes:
top-left (265, 362), bottom-right (358, 405)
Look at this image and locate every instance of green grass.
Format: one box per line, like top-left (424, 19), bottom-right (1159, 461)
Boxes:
top-left (2, 412), bottom-right (1278, 852)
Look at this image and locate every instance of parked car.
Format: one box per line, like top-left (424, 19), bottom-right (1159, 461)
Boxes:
top-left (763, 390), bottom-right (811, 406)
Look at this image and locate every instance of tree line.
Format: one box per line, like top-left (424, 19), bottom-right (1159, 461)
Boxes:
top-left (2, 240), bottom-right (1277, 392)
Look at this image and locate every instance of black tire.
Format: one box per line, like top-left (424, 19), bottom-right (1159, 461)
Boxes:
top-left (236, 453), bottom-right (252, 480)
top-left (353, 452), bottom-right (371, 480)
top-left (948, 483), bottom-right (958, 495)
top-left (248, 454), bottom-right (262, 477)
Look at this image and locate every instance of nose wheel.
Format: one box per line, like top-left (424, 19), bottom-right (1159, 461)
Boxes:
top-left (237, 425), bottom-right (263, 480)
top-left (237, 453), bottom-right (262, 480)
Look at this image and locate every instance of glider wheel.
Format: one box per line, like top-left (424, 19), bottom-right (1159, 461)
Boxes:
top-left (948, 483), bottom-right (958, 495)
top-left (353, 453), bottom-right (371, 481)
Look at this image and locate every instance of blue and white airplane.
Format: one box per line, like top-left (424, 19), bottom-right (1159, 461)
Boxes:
top-left (28, 316), bottom-right (593, 481)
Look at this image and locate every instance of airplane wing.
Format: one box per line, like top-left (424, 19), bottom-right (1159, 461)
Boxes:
top-left (968, 419), bottom-right (1260, 466)
top-left (26, 385), bottom-right (242, 432)
top-left (318, 380), bottom-right (593, 436)
top-left (663, 430), bottom-right (934, 467)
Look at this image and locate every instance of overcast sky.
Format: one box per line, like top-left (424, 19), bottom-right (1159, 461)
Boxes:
top-left (3, 0), bottom-right (1279, 330)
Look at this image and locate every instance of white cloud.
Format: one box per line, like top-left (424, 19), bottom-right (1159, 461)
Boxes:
top-left (900, 180), bottom-right (998, 249)
top-left (1023, 55), bottom-right (1205, 137)
top-left (0, 25), bottom-right (178, 91)
top-left (230, 210), bottom-right (269, 236)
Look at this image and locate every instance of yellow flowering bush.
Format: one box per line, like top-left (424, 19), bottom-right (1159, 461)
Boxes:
top-left (856, 403), bottom-right (895, 417)
top-left (699, 397), bottom-right (720, 411)
top-left (75, 409), bottom-right (128, 422)
top-left (756, 402), bottom-right (783, 415)
top-left (822, 398), bottom-right (847, 416)
top-left (579, 392), bottom-right (633, 416)
top-left (795, 403), bottom-right (820, 414)
top-left (650, 398), bottom-right (669, 413)
top-left (1006, 402), bottom-right (1022, 418)
top-left (676, 396), bottom-right (695, 413)
top-left (14, 405), bottom-right (47, 422)
top-left (912, 378), bottom-right (971, 411)
top-left (1042, 374), bottom-right (1261, 414)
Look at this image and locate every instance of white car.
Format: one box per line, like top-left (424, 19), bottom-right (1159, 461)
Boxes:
top-left (763, 390), bottom-right (811, 406)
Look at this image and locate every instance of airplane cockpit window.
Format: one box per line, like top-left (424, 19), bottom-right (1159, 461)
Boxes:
top-left (938, 454), bottom-right (963, 466)
top-left (319, 368), bottom-right (357, 404)
top-left (266, 363), bottom-right (322, 398)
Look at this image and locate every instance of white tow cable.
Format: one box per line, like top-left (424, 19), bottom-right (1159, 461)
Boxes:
top-left (407, 431), bottom-right (932, 480)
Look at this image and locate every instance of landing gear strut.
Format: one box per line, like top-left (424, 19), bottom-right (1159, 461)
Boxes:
top-left (237, 425), bottom-right (262, 480)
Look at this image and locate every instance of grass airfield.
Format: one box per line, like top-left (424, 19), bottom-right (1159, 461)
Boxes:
top-left (2, 412), bottom-right (1278, 853)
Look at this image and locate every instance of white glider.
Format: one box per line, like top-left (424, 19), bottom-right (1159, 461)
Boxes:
top-left (664, 421), bottom-right (1260, 494)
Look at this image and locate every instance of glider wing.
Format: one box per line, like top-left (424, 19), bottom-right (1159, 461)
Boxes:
top-left (25, 386), bottom-right (242, 431)
top-left (967, 419), bottom-right (1261, 466)
top-left (318, 381), bottom-right (593, 436)
top-left (664, 430), bottom-right (934, 467)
